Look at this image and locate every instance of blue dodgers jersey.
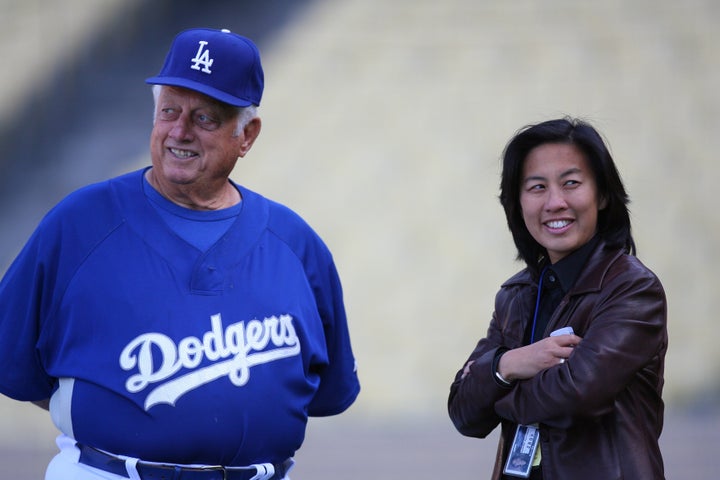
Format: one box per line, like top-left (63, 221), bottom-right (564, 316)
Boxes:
top-left (0, 169), bottom-right (360, 465)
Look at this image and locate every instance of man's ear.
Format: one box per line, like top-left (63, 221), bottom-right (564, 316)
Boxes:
top-left (238, 117), bottom-right (262, 157)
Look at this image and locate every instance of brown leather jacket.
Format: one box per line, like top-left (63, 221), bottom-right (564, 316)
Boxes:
top-left (448, 242), bottom-right (667, 480)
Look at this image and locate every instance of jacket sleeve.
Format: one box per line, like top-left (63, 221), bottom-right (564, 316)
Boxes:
top-left (494, 259), bottom-right (668, 427)
top-left (448, 307), bottom-right (515, 438)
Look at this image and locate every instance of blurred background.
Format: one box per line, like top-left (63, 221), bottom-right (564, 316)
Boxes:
top-left (1, 0), bottom-right (718, 478)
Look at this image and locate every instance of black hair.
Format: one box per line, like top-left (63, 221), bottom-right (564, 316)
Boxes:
top-left (499, 117), bottom-right (635, 272)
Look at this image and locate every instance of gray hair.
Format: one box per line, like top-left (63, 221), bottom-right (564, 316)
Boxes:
top-left (151, 85), bottom-right (258, 136)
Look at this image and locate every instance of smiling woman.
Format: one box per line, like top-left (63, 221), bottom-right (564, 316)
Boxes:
top-left (519, 143), bottom-right (602, 264)
top-left (499, 117), bottom-right (634, 272)
top-left (448, 117), bottom-right (667, 480)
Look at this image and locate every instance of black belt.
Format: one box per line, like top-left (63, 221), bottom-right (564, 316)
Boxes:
top-left (77, 443), bottom-right (289, 480)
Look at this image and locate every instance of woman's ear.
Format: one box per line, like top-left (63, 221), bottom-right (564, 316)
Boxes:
top-left (599, 194), bottom-right (609, 210)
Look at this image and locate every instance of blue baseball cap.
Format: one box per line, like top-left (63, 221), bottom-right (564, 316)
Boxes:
top-left (146, 28), bottom-right (264, 107)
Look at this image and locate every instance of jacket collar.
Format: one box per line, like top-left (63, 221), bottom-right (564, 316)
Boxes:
top-left (569, 240), bottom-right (625, 295)
top-left (502, 239), bottom-right (626, 294)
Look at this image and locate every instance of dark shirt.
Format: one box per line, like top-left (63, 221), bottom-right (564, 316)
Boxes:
top-left (524, 236), bottom-right (600, 344)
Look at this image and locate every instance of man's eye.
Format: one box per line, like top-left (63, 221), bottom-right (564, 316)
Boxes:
top-left (195, 114), bottom-right (220, 130)
top-left (158, 108), bottom-right (178, 120)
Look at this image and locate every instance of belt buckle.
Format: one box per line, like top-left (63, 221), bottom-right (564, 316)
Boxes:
top-left (167, 461), bottom-right (276, 480)
top-left (197, 464), bottom-right (227, 479)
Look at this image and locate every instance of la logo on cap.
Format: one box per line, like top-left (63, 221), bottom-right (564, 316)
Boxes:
top-left (191, 41), bottom-right (214, 74)
top-left (146, 28), bottom-right (265, 107)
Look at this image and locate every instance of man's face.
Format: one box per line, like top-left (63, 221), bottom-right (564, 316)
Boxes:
top-left (149, 86), bottom-right (246, 190)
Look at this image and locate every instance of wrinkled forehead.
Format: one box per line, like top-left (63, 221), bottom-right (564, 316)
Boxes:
top-left (156, 85), bottom-right (240, 116)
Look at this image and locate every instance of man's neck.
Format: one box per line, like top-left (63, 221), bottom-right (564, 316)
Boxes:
top-left (145, 168), bottom-right (241, 211)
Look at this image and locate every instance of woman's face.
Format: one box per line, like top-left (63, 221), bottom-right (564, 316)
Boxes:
top-left (520, 142), bottom-right (604, 264)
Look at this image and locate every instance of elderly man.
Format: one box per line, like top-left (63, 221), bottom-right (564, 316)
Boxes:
top-left (0, 27), bottom-right (360, 480)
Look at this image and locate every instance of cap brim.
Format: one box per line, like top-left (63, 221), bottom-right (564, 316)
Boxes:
top-left (146, 76), bottom-right (254, 107)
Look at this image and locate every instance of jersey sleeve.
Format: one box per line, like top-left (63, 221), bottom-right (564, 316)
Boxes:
top-left (0, 224), bottom-right (57, 400)
top-left (0, 179), bottom-right (124, 401)
top-left (264, 199), bottom-right (360, 416)
top-left (305, 253), bottom-right (360, 416)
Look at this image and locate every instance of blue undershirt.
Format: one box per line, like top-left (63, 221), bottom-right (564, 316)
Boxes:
top-left (142, 176), bottom-right (241, 252)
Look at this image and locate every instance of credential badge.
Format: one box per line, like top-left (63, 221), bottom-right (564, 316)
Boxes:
top-left (190, 40), bottom-right (214, 74)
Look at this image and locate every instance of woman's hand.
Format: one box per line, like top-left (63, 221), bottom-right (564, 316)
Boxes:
top-left (498, 334), bottom-right (581, 381)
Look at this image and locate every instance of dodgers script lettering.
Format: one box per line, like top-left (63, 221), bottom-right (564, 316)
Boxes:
top-left (119, 313), bottom-right (300, 410)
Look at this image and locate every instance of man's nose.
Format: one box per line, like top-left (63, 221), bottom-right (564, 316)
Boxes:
top-left (169, 117), bottom-right (194, 141)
